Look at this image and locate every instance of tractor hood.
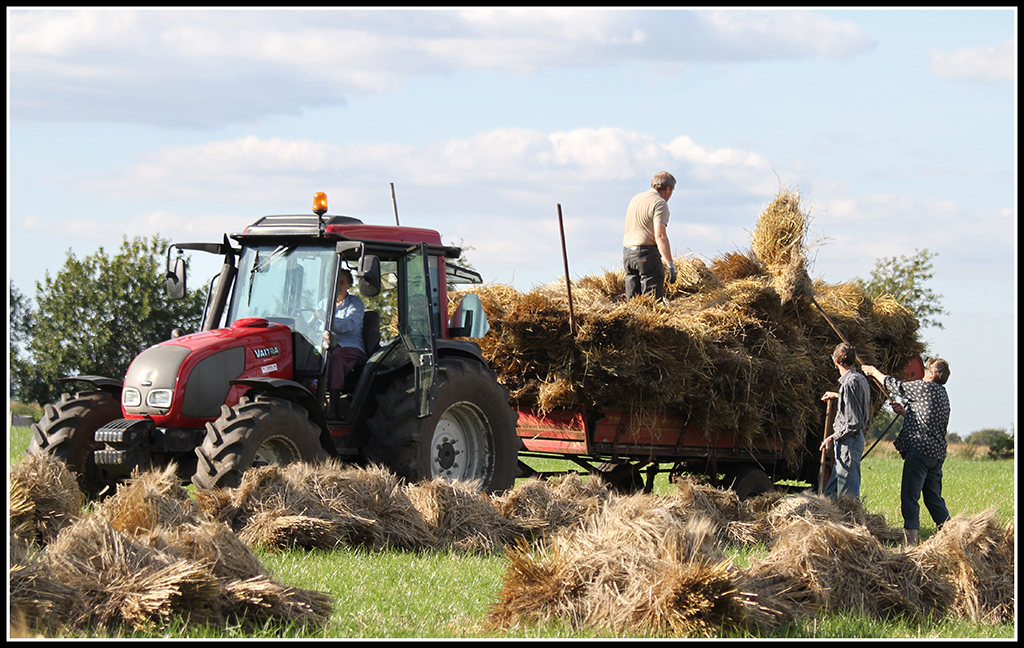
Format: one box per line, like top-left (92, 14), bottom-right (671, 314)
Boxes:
top-left (122, 318), bottom-right (295, 425)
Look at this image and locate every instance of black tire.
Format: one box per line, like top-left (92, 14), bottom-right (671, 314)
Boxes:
top-left (192, 394), bottom-right (328, 490)
top-left (363, 356), bottom-right (521, 493)
top-left (594, 461), bottom-right (646, 494)
top-left (25, 390), bottom-right (122, 498)
top-left (724, 465), bottom-right (774, 501)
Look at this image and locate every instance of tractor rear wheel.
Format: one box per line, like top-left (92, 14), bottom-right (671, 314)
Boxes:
top-left (192, 394), bottom-right (328, 490)
top-left (26, 390), bottom-right (122, 498)
top-left (364, 356), bottom-right (521, 493)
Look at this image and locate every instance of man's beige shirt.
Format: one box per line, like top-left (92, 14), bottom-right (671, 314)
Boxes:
top-left (622, 189), bottom-right (670, 247)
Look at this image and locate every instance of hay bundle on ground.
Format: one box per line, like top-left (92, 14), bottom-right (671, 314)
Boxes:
top-left (9, 452), bottom-right (83, 545)
top-left (218, 575), bottom-right (334, 631)
top-left (14, 470), bottom-right (334, 635)
top-left (733, 491), bottom-right (903, 547)
top-left (454, 189), bottom-right (924, 468)
top-left (295, 461), bottom-right (437, 550)
top-left (671, 474), bottom-right (746, 529)
top-left (44, 515), bottom-right (223, 632)
top-left (96, 463), bottom-right (204, 534)
top-left (196, 462), bottom-right (387, 551)
top-left (489, 493), bottom-right (780, 635)
top-left (196, 460), bottom-right (436, 551)
top-left (491, 472), bottom-right (612, 536)
top-left (9, 530), bottom-right (79, 634)
top-left (407, 477), bottom-right (530, 552)
top-left (90, 463), bottom-right (268, 580)
top-left (908, 510), bottom-right (1015, 624)
top-left (741, 518), bottom-right (955, 623)
top-left (156, 519), bottom-right (267, 582)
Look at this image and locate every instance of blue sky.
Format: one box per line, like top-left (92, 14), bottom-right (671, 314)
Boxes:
top-left (7, 8), bottom-right (1017, 438)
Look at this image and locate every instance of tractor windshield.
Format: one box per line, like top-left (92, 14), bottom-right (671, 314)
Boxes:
top-left (228, 243), bottom-right (341, 371)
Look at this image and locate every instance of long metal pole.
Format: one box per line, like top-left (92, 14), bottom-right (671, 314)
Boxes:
top-left (557, 204), bottom-right (576, 337)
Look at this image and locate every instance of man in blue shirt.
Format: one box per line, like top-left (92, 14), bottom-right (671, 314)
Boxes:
top-left (328, 269), bottom-right (366, 393)
top-left (819, 342), bottom-right (871, 500)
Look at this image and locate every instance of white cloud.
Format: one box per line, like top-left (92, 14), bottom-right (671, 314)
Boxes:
top-left (699, 10), bottom-right (874, 59)
top-left (67, 128), bottom-right (777, 209)
top-left (8, 8), bottom-right (879, 128)
top-left (928, 38), bottom-right (1016, 83)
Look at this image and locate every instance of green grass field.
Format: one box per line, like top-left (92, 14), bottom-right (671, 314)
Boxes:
top-left (7, 423), bottom-right (1016, 639)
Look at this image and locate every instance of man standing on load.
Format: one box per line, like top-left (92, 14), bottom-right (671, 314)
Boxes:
top-left (623, 171), bottom-right (677, 299)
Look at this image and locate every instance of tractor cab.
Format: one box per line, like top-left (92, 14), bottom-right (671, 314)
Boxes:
top-left (164, 192), bottom-right (488, 434)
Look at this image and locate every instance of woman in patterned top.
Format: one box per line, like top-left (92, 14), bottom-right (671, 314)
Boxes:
top-left (862, 358), bottom-right (951, 546)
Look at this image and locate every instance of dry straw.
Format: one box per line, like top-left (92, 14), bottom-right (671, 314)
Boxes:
top-left (9, 452), bottom-right (83, 545)
top-left (908, 509), bottom-right (1015, 624)
top-left (8, 455), bottom-right (1016, 636)
top-left (8, 455), bottom-right (333, 635)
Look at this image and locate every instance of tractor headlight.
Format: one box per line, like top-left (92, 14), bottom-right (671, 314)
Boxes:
top-left (146, 389), bottom-right (173, 409)
top-left (122, 388), bottom-right (142, 408)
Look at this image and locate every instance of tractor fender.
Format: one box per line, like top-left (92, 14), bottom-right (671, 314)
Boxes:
top-left (437, 338), bottom-right (487, 363)
top-left (58, 375), bottom-right (123, 396)
top-left (229, 376), bottom-right (337, 456)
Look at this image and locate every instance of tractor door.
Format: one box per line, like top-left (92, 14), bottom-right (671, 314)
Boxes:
top-left (398, 243), bottom-right (438, 418)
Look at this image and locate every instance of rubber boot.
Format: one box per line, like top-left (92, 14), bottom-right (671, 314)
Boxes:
top-left (904, 528), bottom-right (919, 546)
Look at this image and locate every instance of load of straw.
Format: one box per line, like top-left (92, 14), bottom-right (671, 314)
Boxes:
top-left (452, 189), bottom-right (924, 466)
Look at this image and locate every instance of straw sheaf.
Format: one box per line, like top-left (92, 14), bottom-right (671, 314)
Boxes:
top-left (741, 518), bottom-right (955, 623)
top-left (488, 493), bottom-right (784, 636)
top-left (96, 463), bottom-right (205, 535)
top-left (28, 500), bottom-right (334, 633)
top-left (44, 515), bottom-right (223, 632)
top-left (907, 509), bottom-right (1015, 624)
top-left (492, 473), bottom-right (612, 535)
top-left (9, 452), bottom-right (83, 545)
top-left (9, 531), bottom-right (80, 634)
top-left (197, 460), bottom-right (435, 551)
top-left (407, 477), bottom-right (530, 553)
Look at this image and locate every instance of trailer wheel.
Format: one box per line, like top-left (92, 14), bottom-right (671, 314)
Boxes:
top-left (364, 356), bottom-right (520, 493)
top-left (724, 465), bottom-right (773, 501)
top-left (594, 462), bottom-right (646, 494)
top-left (25, 390), bottom-right (122, 498)
top-left (192, 394), bottom-right (327, 490)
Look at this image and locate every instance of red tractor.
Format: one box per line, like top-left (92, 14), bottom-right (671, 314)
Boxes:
top-left (27, 193), bottom-right (522, 496)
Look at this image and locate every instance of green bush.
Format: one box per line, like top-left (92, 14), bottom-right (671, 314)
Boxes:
top-left (987, 433), bottom-right (1014, 460)
top-left (966, 427), bottom-right (1014, 460)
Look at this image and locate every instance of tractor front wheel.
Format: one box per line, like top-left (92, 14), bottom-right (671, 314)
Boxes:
top-left (26, 390), bottom-right (122, 498)
top-left (192, 394), bottom-right (328, 490)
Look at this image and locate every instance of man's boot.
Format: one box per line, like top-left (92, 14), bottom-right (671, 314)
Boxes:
top-left (904, 528), bottom-right (919, 546)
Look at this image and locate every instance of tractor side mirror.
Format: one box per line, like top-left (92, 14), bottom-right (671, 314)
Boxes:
top-left (358, 254), bottom-right (381, 297)
top-left (166, 255), bottom-right (187, 300)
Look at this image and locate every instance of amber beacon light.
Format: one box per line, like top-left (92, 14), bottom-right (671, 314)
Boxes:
top-left (312, 192), bottom-right (328, 216)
